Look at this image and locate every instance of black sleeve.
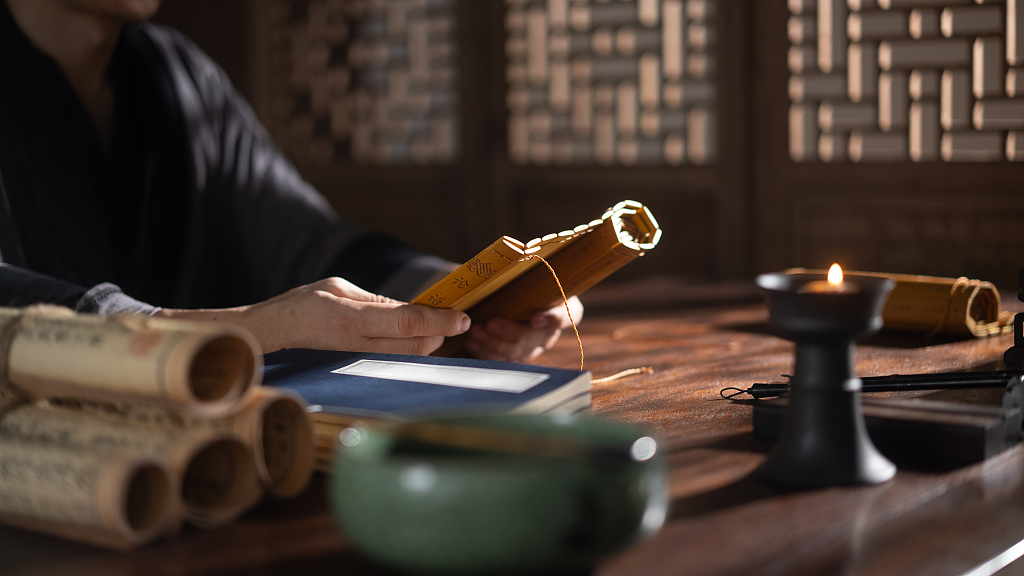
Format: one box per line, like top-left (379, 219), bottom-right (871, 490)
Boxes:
top-left (146, 26), bottom-right (451, 302)
top-left (0, 264), bottom-right (157, 314)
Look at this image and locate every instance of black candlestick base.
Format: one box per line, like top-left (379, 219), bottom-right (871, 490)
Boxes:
top-left (755, 272), bottom-right (897, 489)
top-left (1004, 269), bottom-right (1024, 372)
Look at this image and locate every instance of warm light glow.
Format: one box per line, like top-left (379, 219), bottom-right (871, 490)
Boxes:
top-left (828, 263), bottom-right (843, 286)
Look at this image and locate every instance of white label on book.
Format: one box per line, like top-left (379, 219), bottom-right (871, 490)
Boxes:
top-left (332, 360), bottom-right (550, 393)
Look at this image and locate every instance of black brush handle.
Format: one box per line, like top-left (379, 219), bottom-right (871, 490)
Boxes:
top-left (749, 371), bottom-right (1022, 398)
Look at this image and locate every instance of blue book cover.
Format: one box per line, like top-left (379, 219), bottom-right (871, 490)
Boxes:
top-left (262, 349), bottom-right (591, 418)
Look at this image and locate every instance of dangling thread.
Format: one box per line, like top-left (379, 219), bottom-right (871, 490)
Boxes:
top-left (593, 367), bottom-right (654, 384)
top-left (521, 255), bottom-right (584, 371)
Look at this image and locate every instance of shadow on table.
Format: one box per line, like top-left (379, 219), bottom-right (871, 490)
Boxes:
top-left (217, 548), bottom-right (597, 576)
top-left (720, 321), bottom-right (975, 349)
top-left (666, 418), bottom-right (991, 523)
top-left (664, 432), bottom-right (786, 521)
top-left (668, 474), bottom-right (796, 521)
top-left (218, 549), bottom-right (399, 576)
top-left (697, 430), bottom-right (772, 454)
top-left (860, 331), bottom-right (975, 348)
top-left (581, 278), bottom-right (762, 317)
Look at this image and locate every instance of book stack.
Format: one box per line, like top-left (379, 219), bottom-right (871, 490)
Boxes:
top-left (0, 306), bottom-right (314, 550)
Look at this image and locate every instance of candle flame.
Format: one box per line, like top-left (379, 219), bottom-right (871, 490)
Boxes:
top-left (828, 263), bottom-right (843, 286)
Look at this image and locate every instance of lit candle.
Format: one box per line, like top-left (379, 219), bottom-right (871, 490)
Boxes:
top-left (798, 263), bottom-right (855, 293)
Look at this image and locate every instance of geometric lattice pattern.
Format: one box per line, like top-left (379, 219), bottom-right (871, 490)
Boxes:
top-left (788, 0), bottom-right (1024, 162)
top-left (506, 0), bottom-right (717, 165)
top-left (266, 0), bottom-right (459, 165)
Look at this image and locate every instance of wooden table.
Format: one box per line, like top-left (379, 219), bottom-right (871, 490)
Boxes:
top-left (4, 280), bottom-right (1024, 576)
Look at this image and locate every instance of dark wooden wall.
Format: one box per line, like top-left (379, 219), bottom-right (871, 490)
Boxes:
top-left (153, 0), bottom-right (254, 100)
top-left (154, 0), bottom-right (1024, 290)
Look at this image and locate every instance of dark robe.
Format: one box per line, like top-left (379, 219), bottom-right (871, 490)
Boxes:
top-left (0, 1), bottom-right (444, 314)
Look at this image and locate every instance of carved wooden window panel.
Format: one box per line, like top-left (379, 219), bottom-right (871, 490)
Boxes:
top-left (505, 0), bottom-right (719, 165)
top-left (788, 0), bottom-right (1024, 163)
top-left (265, 0), bottom-right (460, 166)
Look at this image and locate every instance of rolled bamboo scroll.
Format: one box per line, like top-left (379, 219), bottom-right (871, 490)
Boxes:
top-left (0, 306), bottom-right (260, 415)
top-left (1, 404), bottom-right (264, 529)
top-left (787, 270), bottom-right (1014, 337)
top-left (228, 388), bottom-right (315, 498)
top-left (47, 387), bottom-right (316, 499)
top-left (0, 438), bottom-right (177, 551)
top-left (177, 436), bottom-right (263, 528)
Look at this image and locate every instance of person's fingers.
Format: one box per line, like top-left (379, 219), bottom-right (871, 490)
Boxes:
top-left (315, 277), bottom-right (396, 303)
top-left (529, 296), bottom-right (584, 330)
top-left (473, 323), bottom-right (539, 361)
top-left (530, 309), bottom-right (559, 330)
top-left (354, 302), bottom-right (470, 339)
top-left (239, 277), bottom-right (470, 356)
top-left (362, 334), bottom-right (446, 356)
top-left (466, 338), bottom-right (545, 362)
top-left (525, 345), bottom-right (546, 360)
top-left (468, 320), bottom-right (560, 362)
top-left (465, 339), bottom-right (501, 361)
top-left (485, 318), bottom-right (559, 357)
top-left (466, 328), bottom-right (541, 362)
top-left (485, 317), bottom-right (562, 347)
top-left (568, 296), bottom-right (584, 318)
top-left (484, 317), bottom-right (533, 342)
top-left (467, 324), bottom-right (519, 359)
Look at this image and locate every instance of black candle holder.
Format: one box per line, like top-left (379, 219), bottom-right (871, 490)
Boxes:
top-left (755, 272), bottom-right (897, 488)
top-left (1003, 268), bottom-right (1024, 372)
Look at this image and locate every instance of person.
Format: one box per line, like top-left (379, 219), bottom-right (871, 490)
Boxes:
top-left (0, 0), bottom-right (582, 361)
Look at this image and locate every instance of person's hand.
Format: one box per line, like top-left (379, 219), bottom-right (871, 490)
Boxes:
top-left (155, 277), bottom-right (470, 355)
top-left (464, 296), bottom-right (583, 362)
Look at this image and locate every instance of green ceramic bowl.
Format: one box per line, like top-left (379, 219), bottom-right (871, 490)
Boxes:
top-left (329, 414), bottom-right (668, 575)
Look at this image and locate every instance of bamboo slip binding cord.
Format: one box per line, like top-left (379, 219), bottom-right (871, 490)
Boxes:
top-left (521, 254), bottom-right (584, 372)
top-left (516, 255), bottom-right (654, 382)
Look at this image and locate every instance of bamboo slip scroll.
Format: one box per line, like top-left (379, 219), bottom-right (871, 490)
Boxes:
top-left (0, 441), bottom-right (176, 551)
top-left (0, 404), bottom-right (262, 529)
top-left (787, 269), bottom-right (1013, 338)
top-left (56, 387), bottom-right (316, 499)
top-left (0, 306), bottom-right (261, 415)
top-left (412, 200), bottom-right (661, 354)
top-left (0, 306), bottom-right (315, 550)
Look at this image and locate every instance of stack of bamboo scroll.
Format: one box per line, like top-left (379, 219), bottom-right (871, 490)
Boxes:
top-left (0, 305), bottom-right (314, 550)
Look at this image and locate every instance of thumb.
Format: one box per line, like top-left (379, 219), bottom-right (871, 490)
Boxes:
top-left (358, 303), bottom-right (470, 338)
